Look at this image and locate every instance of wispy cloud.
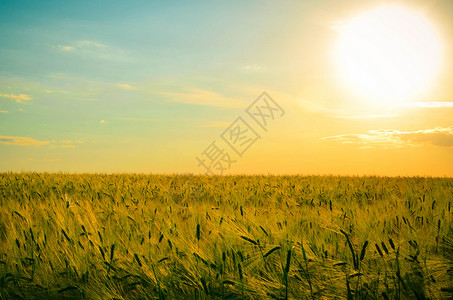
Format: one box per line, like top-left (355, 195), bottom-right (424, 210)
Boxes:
top-left (115, 117), bottom-right (157, 122)
top-left (45, 158), bottom-right (62, 162)
top-left (401, 102), bottom-right (453, 108)
top-left (28, 158), bottom-right (62, 162)
top-left (0, 136), bottom-right (83, 148)
top-left (243, 65), bottom-right (263, 71)
top-left (58, 45), bottom-right (74, 51)
top-left (197, 121), bottom-right (231, 128)
top-left (159, 88), bottom-right (245, 108)
top-left (0, 93), bottom-right (31, 103)
top-left (0, 135), bottom-right (49, 146)
top-left (57, 40), bottom-right (127, 61)
top-left (50, 144), bottom-right (76, 149)
top-left (323, 126), bottom-right (453, 149)
top-left (332, 113), bottom-right (397, 119)
top-left (49, 140), bottom-right (82, 149)
top-left (118, 83), bottom-right (133, 89)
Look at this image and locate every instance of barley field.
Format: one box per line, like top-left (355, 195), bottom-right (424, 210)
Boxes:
top-left (0, 173), bottom-right (452, 299)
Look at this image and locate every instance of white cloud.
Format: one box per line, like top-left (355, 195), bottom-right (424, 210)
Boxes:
top-left (323, 126), bottom-right (453, 149)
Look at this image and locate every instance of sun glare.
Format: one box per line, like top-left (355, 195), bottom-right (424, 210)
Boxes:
top-left (334, 5), bottom-right (443, 104)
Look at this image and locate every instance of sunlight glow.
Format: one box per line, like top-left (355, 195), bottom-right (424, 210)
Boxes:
top-left (335, 5), bottom-right (443, 103)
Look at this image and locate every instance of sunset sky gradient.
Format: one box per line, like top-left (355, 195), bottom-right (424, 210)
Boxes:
top-left (1, 0), bottom-right (452, 176)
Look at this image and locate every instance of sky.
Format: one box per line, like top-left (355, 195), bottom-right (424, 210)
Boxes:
top-left (0, 0), bottom-right (452, 176)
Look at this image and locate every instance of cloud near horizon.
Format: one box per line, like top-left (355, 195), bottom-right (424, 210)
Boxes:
top-left (323, 126), bottom-right (453, 149)
top-left (401, 102), bottom-right (453, 108)
top-left (0, 135), bottom-right (49, 146)
top-left (0, 136), bottom-right (83, 148)
top-left (197, 121), bottom-right (232, 128)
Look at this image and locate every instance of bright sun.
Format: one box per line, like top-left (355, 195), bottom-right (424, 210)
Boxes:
top-left (335, 5), bottom-right (443, 103)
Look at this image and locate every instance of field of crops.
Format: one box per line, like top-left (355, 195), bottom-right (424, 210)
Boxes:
top-left (0, 173), bottom-right (452, 299)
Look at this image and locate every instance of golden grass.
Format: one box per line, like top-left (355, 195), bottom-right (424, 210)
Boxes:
top-left (0, 173), bottom-right (452, 299)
